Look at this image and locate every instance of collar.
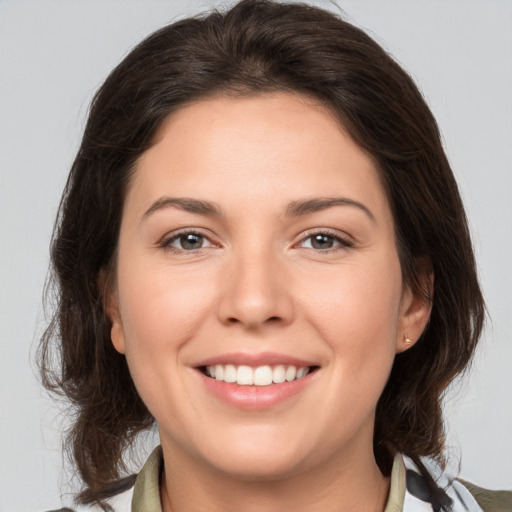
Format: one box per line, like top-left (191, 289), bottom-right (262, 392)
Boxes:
top-left (129, 447), bottom-right (486, 512)
top-left (130, 446), bottom-right (408, 512)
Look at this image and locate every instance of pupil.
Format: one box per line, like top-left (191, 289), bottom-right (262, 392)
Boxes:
top-left (181, 233), bottom-right (202, 250)
top-left (312, 234), bottom-right (333, 249)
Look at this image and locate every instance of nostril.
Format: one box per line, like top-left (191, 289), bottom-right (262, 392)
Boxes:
top-left (226, 315), bottom-right (281, 325)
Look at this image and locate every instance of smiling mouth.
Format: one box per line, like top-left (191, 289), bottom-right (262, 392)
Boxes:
top-left (199, 364), bottom-right (319, 386)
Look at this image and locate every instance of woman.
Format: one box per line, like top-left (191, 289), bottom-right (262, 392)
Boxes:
top-left (39, 1), bottom-right (510, 511)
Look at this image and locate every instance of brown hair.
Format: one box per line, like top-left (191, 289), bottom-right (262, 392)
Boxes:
top-left (39, 0), bottom-right (485, 507)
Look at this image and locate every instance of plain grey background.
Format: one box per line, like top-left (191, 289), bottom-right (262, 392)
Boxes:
top-left (0, 1), bottom-right (511, 510)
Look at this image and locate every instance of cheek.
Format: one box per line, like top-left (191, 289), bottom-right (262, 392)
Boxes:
top-left (114, 260), bottom-right (218, 423)
top-left (114, 251), bottom-right (217, 397)
top-left (118, 267), bottom-right (214, 350)
top-left (303, 257), bottom-right (402, 332)
top-left (299, 257), bottom-right (402, 383)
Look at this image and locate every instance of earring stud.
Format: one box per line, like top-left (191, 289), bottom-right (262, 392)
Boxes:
top-left (404, 335), bottom-right (413, 346)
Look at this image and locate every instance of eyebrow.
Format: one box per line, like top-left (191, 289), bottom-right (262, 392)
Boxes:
top-left (142, 196), bottom-right (375, 223)
top-left (286, 197), bottom-right (376, 223)
top-left (142, 197), bottom-right (222, 220)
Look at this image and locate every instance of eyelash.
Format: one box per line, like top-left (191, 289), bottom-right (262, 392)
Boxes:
top-left (160, 229), bottom-right (216, 254)
top-left (297, 229), bottom-right (354, 253)
top-left (159, 228), bottom-right (353, 254)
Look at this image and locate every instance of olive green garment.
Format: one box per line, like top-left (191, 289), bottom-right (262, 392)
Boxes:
top-left (458, 480), bottom-right (512, 512)
top-left (131, 447), bottom-right (512, 512)
top-left (48, 446), bottom-right (511, 511)
top-left (130, 446), bottom-right (408, 512)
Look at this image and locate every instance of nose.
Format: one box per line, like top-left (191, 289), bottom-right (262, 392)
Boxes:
top-left (216, 249), bottom-right (294, 330)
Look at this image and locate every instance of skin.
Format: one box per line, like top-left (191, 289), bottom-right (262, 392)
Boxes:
top-left (107, 93), bottom-right (432, 512)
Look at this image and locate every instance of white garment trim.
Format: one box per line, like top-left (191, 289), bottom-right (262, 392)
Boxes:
top-left (73, 487), bottom-right (133, 512)
top-left (64, 454), bottom-right (484, 512)
top-left (402, 455), bottom-right (483, 512)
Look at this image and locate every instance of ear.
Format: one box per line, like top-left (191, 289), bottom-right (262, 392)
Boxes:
top-left (396, 258), bottom-right (434, 354)
top-left (99, 269), bottom-right (126, 355)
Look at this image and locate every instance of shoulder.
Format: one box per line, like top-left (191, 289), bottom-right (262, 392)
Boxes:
top-left (401, 454), bottom-right (512, 512)
top-left (45, 486), bottom-right (133, 512)
top-left (44, 446), bottom-right (162, 512)
top-left (458, 480), bottom-right (512, 512)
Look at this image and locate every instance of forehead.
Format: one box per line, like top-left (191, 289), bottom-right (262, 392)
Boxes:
top-left (127, 92), bottom-right (392, 223)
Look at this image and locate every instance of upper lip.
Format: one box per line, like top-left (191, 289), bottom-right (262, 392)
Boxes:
top-left (193, 351), bottom-right (319, 368)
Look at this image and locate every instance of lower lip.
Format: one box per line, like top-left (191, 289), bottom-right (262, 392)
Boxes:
top-left (197, 370), bottom-right (315, 410)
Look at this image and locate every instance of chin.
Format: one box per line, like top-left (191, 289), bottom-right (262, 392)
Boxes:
top-left (210, 453), bottom-right (305, 482)
top-left (196, 431), bottom-right (311, 481)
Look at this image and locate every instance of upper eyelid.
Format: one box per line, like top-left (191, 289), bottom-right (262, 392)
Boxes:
top-left (160, 228), bottom-right (218, 247)
top-left (295, 228), bottom-right (353, 244)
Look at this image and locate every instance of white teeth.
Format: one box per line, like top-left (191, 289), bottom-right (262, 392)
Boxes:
top-left (296, 367), bottom-right (308, 379)
top-left (237, 365), bottom-right (254, 385)
top-left (205, 364), bottom-right (311, 386)
top-left (272, 365), bottom-right (286, 384)
top-left (224, 364), bottom-right (237, 383)
top-left (254, 365), bottom-right (273, 386)
top-left (285, 365), bottom-right (297, 382)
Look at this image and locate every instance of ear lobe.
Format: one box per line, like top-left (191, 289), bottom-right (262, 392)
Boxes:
top-left (99, 269), bottom-right (126, 355)
top-left (396, 261), bottom-right (434, 354)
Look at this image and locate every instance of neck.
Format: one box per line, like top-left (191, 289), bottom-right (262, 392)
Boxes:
top-left (160, 442), bottom-right (390, 512)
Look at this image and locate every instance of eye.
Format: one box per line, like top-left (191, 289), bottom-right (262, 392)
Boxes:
top-left (163, 231), bottom-right (214, 252)
top-left (299, 231), bottom-right (352, 251)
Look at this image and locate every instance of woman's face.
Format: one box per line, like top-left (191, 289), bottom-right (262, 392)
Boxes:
top-left (108, 93), bottom-right (430, 480)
